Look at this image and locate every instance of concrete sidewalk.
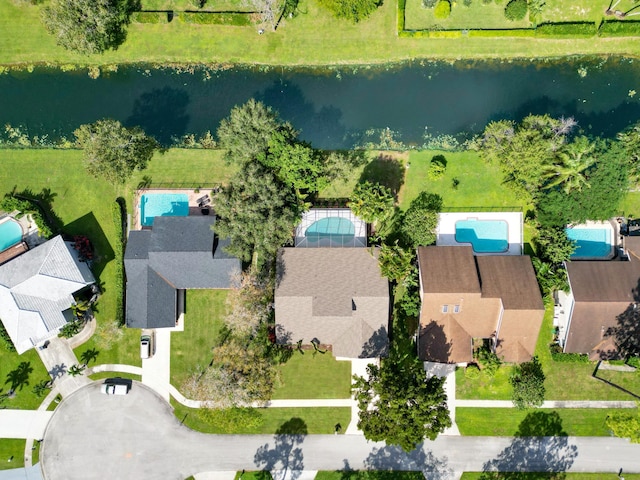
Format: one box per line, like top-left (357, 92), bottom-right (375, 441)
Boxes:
top-left (142, 328), bottom-right (171, 402)
top-left (0, 410), bottom-right (52, 439)
top-left (0, 465), bottom-right (43, 480)
top-left (35, 337), bottom-right (89, 398)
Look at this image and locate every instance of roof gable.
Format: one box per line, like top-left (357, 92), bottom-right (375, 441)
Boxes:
top-left (417, 246), bottom-right (481, 294)
top-left (476, 255), bottom-right (544, 310)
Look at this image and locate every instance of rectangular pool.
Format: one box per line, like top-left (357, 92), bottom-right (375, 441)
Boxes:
top-left (140, 193), bottom-right (189, 227)
top-left (566, 227), bottom-right (613, 259)
top-left (455, 219), bottom-right (509, 253)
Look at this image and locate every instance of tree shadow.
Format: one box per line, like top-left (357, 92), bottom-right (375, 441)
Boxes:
top-left (360, 444), bottom-right (453, 479)
top-left (5, 361), bottom-right (33, 392)
top-left (604, 278), bottom-right (640, 360)
top-left (418, 321), bottom-right (452, 364)
top-left (359, 326), bottom-right (389, 359)
top-left (254, 418), bottom-right (307, 480)
top-left (479, 411), bottom-right (577, 479)
top-left (79, 348), bottom-right (100, 365)
top-left (126, 87), bottom-right (190, 146)
top-left (48, 363), bottom-right (67, 379)
top-left (11, 187), bottom-right (64, 234)
top-left (358, 154), bottom-right (405, 199)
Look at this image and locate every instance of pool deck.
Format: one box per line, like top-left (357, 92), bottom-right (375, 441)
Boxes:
top-left (567, 220), bottom-right (618, 261)
top-left (133, 188), bottom-right (216, 231)
top-left (436, 211), bottom-right (523, 255)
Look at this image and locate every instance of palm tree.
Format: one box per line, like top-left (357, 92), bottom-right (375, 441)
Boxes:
top-left (541, 136), bottom-right (596, 194)
top-left (67, 364), bottom-right (86, 377)
top-left (80, 348), bottom-right (100, 365)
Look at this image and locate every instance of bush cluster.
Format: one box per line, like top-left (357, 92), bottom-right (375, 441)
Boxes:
top-left (599, 20), bottom-right (640, 36)
top-left (0, 322), bottom-right (16, 352)
top-left (178, 12), bottom-right (252, 26)
top-left (130, 12), bottom-right (168, 23)
top-left (427, 154), bottom-right (447, 180)
top-left (434, 0), bottom-right (451, 18)
top-left (549, 343), bottom-right (590, 363)
top-left (504, 0), bottom-right (527, 20)
top-left (536, 22), bottom-right (597, 37)
top-left (0, 195), bottom-right (54, 239)
top-left (112, 199), bottom-right (126, 326)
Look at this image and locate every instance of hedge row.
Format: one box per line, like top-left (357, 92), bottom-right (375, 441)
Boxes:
top-left (549, 344), bottom-right (591, 363)
top-left (112, 198), bottom-right (127, 327)
top-left (400, 20), bottom-right (640, 38)
top-left (131, 12), bottom-right (169, 23)
top-left (178, 11), bottom-right (252, 26)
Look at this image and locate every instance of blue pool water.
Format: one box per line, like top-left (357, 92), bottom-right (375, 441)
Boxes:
top-left (0, 219), bottom-right (23, 252)
top-left (566, 227), bottom-right (612, 259)
top-left (140, 194), bottom-right (189, 227)
top-left (306, 218), bottom-right (355, 243)
top-left (455, 219), bottom-right (509, 253)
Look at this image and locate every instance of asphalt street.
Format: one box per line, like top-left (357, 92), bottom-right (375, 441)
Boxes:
top-left (41, 382), bottom-right (640, 480)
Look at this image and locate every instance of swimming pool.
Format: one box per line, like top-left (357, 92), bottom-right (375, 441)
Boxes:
top-left (455, 219), bottom-right (509, 253)
top-left (566, 227), bottom-right (613, 259)
top-left (0, 219), bottom-right (23, 252)
top-left (140, 194), bottom-right (189, 227)
top-left (305, 217), bottom-right (356, 245)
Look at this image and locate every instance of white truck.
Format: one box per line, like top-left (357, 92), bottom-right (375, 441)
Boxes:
top-left (100, 379), bottom-right (130, 395)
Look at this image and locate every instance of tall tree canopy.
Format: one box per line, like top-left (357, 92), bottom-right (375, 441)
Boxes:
top-left (510, 356), bottom-right (546, 410)
top-left (349, 181), bottom-right (394, 225)
top-left (43, 0), bottom-right (136, 55)
top-left (214, 162), bottom-right (302, 263)
top-left (75, 119), bottom-right (159, 185)
top-left (353, 353), bottom-right (451, 452)
top-left (401, 192), bottom-right (442, 247)
top-left (318, 0), bottom-right (383, 22)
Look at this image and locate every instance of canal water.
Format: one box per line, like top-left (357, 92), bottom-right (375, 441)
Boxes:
top-left (1, 57), bottom-right (639, 149)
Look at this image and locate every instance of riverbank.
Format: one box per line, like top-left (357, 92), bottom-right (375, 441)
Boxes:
top-left (4, 1), bottom-right (640, 68)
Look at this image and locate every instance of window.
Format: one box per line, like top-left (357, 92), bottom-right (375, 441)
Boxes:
top-left (442, 305), bottom-right (448, 313)
top-left (454, 305), bottom-right (460, 313)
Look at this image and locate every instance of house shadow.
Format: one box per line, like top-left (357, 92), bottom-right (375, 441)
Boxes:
top-left (64, 211), bottom-right (115, 280)
top-left (418, 321), bottom-right (452, 364)
top-left (254, 417), bottom-right (307, 480)
top-left (478, 411), bottom-right (577, 479)
top-left (358, 154), bottom-right (405, 200)
top-left (126, 86), bottom-right (190, 146)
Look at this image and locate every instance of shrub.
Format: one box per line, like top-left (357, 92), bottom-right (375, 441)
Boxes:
top-left (536, 22), bottom-right (597, 37)
top-left (599, 20), bottom-right (640, 37)
top-left (434, 0), bottom-right (451, 18)
top-left (130, 12), bottom-right (168, 23)
top-left (468, 28), bottom-right (535, 37)
top-left (428, 154), bottom-right (447, 180)
top-left (475, 345), bottom-right (502, 377)
top-left (549, 344), bottom-right (590, 363)
top-left (429, 29), bottom-right (461, 37)
top-left (318, 0), bottom-right (383, 23)
top-left (59, 319), bottom-right (83, 338)
top-left (504, 0), bottom-right (527, 20)
top-left (463, 0), bottom-right (472, 6)
top-left (178, 12), bottom-right (252, 26)
top-left (0, 321), bottom-right (16, 352)
top-left (465, 364), bottom-right (481, 378)
top-left (423, 0), bottom-right (437, 7)
top-left (112, 199), bottom-right (126, 326)
top-left (0, 195), bottom-right (54, 238)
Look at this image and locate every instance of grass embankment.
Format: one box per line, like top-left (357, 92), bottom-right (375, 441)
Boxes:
top-left (4, 1), bottom-right (640, 67)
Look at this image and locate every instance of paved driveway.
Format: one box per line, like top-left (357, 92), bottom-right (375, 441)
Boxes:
top-left (41, 382), bottom-right (640, 480)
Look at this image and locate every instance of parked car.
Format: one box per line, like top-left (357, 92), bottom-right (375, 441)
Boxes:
top-left (140, 333), bottom-right (153, 359)
top-left (100, 378), bottom-right (130, 395)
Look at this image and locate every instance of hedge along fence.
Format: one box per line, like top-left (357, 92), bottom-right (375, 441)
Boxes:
top-left (599, 20), bottom-right (640, 37)
top-left (397, 0), bottom-right (407, 33)
top-left (178, 11), bottom-right (253, 25)
top-left (112, 198), bottom-right (127, 327)
top-left (467, 28), bottom-right (535, 37)
top-left (535, 21), bottom-right (598, 37)
top-left (131, 11), bottom-right (170, 23)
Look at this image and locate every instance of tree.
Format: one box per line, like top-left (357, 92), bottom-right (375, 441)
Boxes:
top-left (401, 192), bottom-right (442, 247)
top-left (215, 162), bottom-right (302, 264)
top-left (42, 0), bottom-right (136, 55)
top-left (534, 226), bottom-right (576, 264)
top-left (353, 353), bottom-right (451, 452)
top-left (504, 0), bottom-right (527, 20)
top-left (606, 410), bottom-right (640, 443)
top-left (75, 119), bottom-right (159, 185)
top-left (509, 356), bottom-right (545, 409)
top-left (434, 0), bottom-right (451, 18)
top-left (378, 243), bottom-right (414, 282)
top-left (217, 99), bottom-right (280, 164)
top-left (531, 257), bottom-right (569, 300)
top-left (32, 380), bottom-right (52, 398)
top-left (224, 270), bottom-right (271, 337)
top-left (68, 364), bottom-right (86, 377)
top-left (318, 0), bottom-right (383, 22)
top-left (541, 137), bottom-right (596, 194)
top-left (618, 120), bottom-right (640, 181)
top-left (349, 181), bottom-right (394, 226)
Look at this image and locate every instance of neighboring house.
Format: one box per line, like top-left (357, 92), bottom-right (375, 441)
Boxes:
top-left (0, 235), bottom-right (95, 354)
top-left (274, 248), bottom-right (389, 359)
top-left (124, 216), bottom-right (241, 329)
top-left (417, 246), bottom-right (544, 364)
top-left (560, 236), bottom-right (640, 360)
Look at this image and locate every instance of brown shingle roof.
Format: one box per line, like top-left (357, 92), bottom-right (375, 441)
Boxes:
top-left (564, 301), bottom-right (627, 355)
top-left (275, 248), bottom-right (389, 358)
top-left (566, 260), bottom-right (640, 303)
top-left (417, 246), bottom-right (480, 294)
top-left (477, 256), bottom-right (544, 310)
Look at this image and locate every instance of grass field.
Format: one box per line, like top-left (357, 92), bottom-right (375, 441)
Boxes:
top-left (171, 289), bottom-right (229, 388)
top-left (461, 474), bottom-right (640, 480)
top-left (0, 439), bottom-right (25, 470)
top-left (456, 407), bottom-right (634, 436)
top-left (273, 352), bottom-right (352, 399)
top-left (4, 1), bottom-right (640, 67)
top-left (172, 401), bottom-right (352, 434)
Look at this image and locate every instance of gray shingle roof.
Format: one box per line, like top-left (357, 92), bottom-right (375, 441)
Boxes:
top-left (124, 216), bottom-right (241, 329)
top-left (275, 248), bottom-right (389, 358)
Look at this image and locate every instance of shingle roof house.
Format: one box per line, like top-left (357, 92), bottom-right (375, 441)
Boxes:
top-left (0, 235), bottom-right (95, 354)
top-left (124, 216), bottom-right (240, 329)
top-left (417, 246), bottom-right (544, 364)
top-left (275, 248), bottom-right (390, 359)
top-left (562, 237), bottom-right (640, 359)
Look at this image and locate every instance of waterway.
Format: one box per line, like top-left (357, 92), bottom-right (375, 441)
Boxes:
top-left (1, 57), bottom-right (640, 149)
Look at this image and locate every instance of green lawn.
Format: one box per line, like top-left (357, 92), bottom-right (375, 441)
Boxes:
top-left (172, 401), bottom-right (352, 434)
top-left (400, 150), bottom-right (525, 210)
top-left (5, 1), bottom-right (640, 67)
top-left (273, 352), bottom-right (352, 399)
top-left (462, 474), bottom-right (640, 480)
top-left (456, 407), bottom-right (634, 436)
top-left (405, 0), bottom-right (530, 31)
top-left (317, 472), bottom-right (425, 480)
top-left (171, 289), bottom-right (229, 388)
top-left (0, 439), bottom-right (24, 470)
